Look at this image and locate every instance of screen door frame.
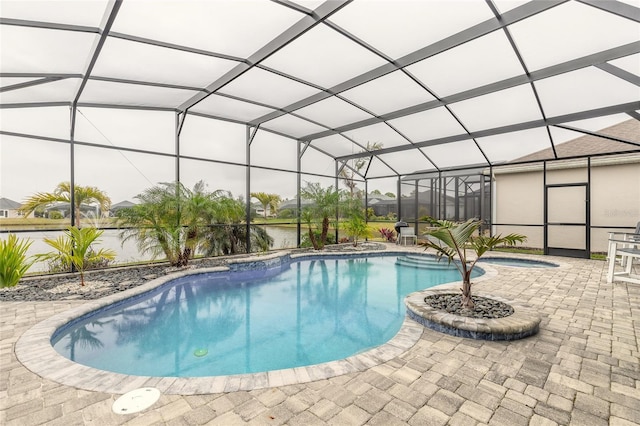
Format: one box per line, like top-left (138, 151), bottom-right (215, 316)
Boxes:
top-left (544, 182), bottom-right (590, 258)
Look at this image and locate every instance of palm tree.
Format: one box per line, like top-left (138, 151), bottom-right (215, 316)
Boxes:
top-left (180, 181), bottom-right (217, 264)
top-left (342, 212), bottom-right (371, 247)
top-left (300, 182), bottom-right (341, 250)
top-left (19, 182), bottom-right (111, 227)
top-left (203, 191), bottom-right (273, 255)
top-left (117, 181), bottom-right (212, 267)
top-left (267, 194), bottom-right (281, 217)
top-left (421, 218), bottom-right (526, 309)
top-left (36, 226), bottom-right (116, 286)
top-left (339, 141), bottom-right (382, 200)
top-left (250, 192), bottom-right (281, 219)
top-left (118, 182), bottom-right (274, 265)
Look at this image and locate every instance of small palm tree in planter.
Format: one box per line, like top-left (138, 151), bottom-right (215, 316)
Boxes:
top-left (421, 218), bottom-right (527, 309)
top-left (36, 226), bottom-right (116, 286)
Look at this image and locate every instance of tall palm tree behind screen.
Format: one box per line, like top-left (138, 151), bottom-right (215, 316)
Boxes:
top-left (301, 182), bottom-right (341, 250)
top-left (19, 182), bottom-right (111, 227)
top-left (250, 192), bottom-right (281, 219)
top-left (117, 181), bottom-right (207, 267)
top-left (117, 181), bottom-right (274, 266)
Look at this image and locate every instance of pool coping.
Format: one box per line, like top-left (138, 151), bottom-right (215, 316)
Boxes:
top-left (15, 248), bottom-right (544, 395)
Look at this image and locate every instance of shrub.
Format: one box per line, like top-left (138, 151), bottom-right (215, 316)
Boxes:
top-left (48, 211), bottom-right (64, 220)
top-left (342, 215), bottom-right (371, 247)
top-left (378, 227), bottom-right (396, 243)
top-left (44, 248), bottom-right (113, 274)
top-left (277, 209), bottom-right (294, 219)
top-left (0, 234), bottom-right (35, 287)
top-left (301, 230), bottom-right (336, 248)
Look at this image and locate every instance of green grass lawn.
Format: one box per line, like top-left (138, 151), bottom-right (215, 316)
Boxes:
top-left (0, 217), bottom-right (117, 231)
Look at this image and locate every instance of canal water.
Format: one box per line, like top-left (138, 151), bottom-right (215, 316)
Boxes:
top-left (2, 226), bottom-right (299, 273)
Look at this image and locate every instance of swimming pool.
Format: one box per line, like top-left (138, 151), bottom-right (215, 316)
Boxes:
top-left (51, 253), bottom-right (483, 377)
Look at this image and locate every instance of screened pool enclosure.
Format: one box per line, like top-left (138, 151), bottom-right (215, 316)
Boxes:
top-left (1, 0), bottom-right (639, 266)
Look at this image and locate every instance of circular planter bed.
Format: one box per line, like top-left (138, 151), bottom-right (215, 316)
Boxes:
top-left (405, 289), bottom-right (541, 341)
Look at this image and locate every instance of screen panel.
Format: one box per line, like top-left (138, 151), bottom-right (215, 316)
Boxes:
top-left (180, 115), bottom-right (246, 164)
top-left (75, 108), bottom-right (176, 154)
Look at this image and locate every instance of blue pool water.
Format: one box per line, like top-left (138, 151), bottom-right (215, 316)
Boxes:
top-left (52, 254), bottom-right (482, 377)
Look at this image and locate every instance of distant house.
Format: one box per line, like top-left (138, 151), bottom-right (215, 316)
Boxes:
top-left (278, 197), bottom-right (314, 213)
top-left (251, 202), bottom-right (276, 218)
top-left (43, 202), bottom-right (104, 219)
top-left (493, 119), bottom-right (640, 254)
top-left (367, 193), bottom-right (396, 217)
top-left (0, 197), bottom-right (22, 219)
top-left (110, 200), bottom-right (136, 216)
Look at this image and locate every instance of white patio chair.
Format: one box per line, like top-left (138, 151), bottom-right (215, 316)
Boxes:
top-left (399, 226), bottom-right (417, 246)
top-left (607, 222), bottom-right (640, 284)
top-left (608, 222), bottom-right (640, 267)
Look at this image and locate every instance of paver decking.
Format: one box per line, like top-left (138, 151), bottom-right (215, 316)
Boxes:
top-left (1, 248), bottom-right (639, 425)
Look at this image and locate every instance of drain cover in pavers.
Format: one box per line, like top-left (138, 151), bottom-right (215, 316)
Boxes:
top-left (112, 387), bottom-right (161, 414)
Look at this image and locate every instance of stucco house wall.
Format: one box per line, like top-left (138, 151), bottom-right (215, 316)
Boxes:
top-left (590, 160), bottom-right (640, 249)
top-left (493, 119), bottom-right (640, 255)
top-left (494, 170), bottom-right (544, 249)
top-left (493, 154), bottom-right (640, 253)
top-left (0, 197), bottom-right (23, 219)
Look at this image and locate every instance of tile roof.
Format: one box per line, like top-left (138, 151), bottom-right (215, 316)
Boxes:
top-left (0, 197), bottom-right (21, 209)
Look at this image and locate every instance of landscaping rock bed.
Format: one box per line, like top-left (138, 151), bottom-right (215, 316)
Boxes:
top-left (424, 293), bottom-right (514, 319)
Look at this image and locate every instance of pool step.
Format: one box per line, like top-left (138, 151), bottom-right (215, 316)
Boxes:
top-left (396, 256), bottom-right (454, 270)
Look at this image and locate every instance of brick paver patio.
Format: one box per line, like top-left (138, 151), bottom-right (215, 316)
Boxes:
top-left (1, 250), bottom-right (639, 425)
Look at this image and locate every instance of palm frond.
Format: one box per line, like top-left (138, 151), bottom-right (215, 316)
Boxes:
top-left (0, 235), bottom-right (35, 287)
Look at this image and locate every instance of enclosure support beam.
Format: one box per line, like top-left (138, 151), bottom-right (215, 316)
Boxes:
top-left (297, 140), bottom-right (303, 247)
top-left (175, 113), bottom-right (180, 184)
top-left (179, 1), bottom-right (350, 113)
top-left (430, 179), bottom-right (436, 218)
top-left (364, 180), bottom-right (369, 231)
top-left (245, 126), bottom-right (253, 253)
top-left (439, 173), bottom-right (444, 220)
top-left (69, 105), bottom-right (77, 229)
top-left (480, 173), bottom-right (486, 233)
top-left (335, 161), bottom-right (340, 243)
top-left (489, 166), bottom-right (494, 237)
top-left (335, 100), bottom-right (640, 161)
top-left (587, 157), bottom-right (592, 257)
top-left (454, 177), bottom-right (460, 222)
top-left (543, 161), bottom-right (548, 255)
top-left (257, 0), bottom-right (567, 129)
top-left (396, 177), bottom-right (402, 221)
top-left (414, 180), bottom-right (419, 233)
